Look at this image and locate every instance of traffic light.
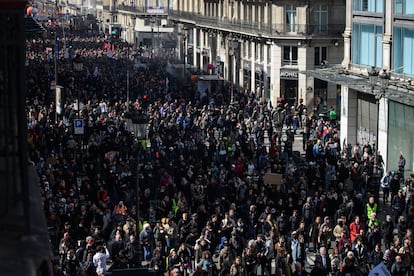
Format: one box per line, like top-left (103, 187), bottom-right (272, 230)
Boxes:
top-left (142, 94), bottom-right (148, 109)
top-left (111, 27), bottom-right (120, 40)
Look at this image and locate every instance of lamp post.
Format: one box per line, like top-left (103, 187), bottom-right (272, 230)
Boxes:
top-left (73, 57), bottom-right (83, 118)
top-left (125, 110), bottom-right (148, 265)
top-left (150, 17), bottom-right (156, 55)
top-left (368, 66), bottom-right (390, 176)
top-left (126, 45), bottom-right (130, 112)
top-left (228, 47), bottom-right (234, 103)
top-left (183, 30), bottom-right (188, 82)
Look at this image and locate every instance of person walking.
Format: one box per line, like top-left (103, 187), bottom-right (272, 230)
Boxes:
top-left (398, 154), bottom-right (406, 179)
top-left (381, 172), bottom-right (391, 202)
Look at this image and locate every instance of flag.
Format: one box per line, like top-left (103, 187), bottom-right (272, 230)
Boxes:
top-left (369, 262), bottom-right (391, 276)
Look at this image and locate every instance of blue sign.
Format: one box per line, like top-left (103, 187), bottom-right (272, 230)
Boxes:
top-left (74, 119), bottom-right (84, 135)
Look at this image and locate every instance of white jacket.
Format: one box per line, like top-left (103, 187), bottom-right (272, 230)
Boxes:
top-left (93, 248), bottom-right (110, 275)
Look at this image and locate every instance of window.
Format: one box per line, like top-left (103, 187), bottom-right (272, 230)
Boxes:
top-left (393, 26), bottom-right (414, 76)
top-left (394, 0), bottom-right (414, 15)
top-left (260, 44), bottom-right (264, 62)
top-left (283, 46), bottom-right (298, 65)
top-left (286, 4), bottom-right (297, 33)
top-left (314, 47), bottom-right (327, 65)
top-left (314, 5), bottom-right (328, 34)
top-left (353, 0), bottom-right (383, 13)
top-left (248, 41), bottom-right (252, 59)
top-left (352, 23), bottom-right (382, 67)
top-left (255, 43), bottom-right (259, 60)
top-left (267, 45), bottom-right (271, 64)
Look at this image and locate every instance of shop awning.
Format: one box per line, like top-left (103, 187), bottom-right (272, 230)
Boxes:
top-left (302, 65), bottom-right (414, 107)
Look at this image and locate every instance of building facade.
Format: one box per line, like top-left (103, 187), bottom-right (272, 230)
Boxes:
top-left (169, 0), bottom-right (345, 112)
top-left (0, 1), bottom-right (52, 274)
top-left (307, 0), bottom-right (414, 174)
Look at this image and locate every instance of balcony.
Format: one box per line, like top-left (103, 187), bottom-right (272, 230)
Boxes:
top-left (169, 10), bottom-right (344, 38)
top-left (103, 5), bottom-right (117, 12)
top-left (118, 4), bottom-right (146, 14)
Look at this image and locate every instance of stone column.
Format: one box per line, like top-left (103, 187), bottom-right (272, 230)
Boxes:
top-left (382, 0), bottom-right (393, 70)
top-left (193, 28), bottom-right (197, 67)
top-left (342, 0), bottom-right (352, 68)
top-left (199, 29), bottom-right (204, 70)
top-left (340, 86), bottom-right (358, 147)
top-left (251, 41), bottom-right (256, 93)
top-left (378, 97), bottom-right (389, 171)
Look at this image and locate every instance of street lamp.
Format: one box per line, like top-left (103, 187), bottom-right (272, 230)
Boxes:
top-left (73, 56), bottom-right (83, 118)
top-left (125, 110), bottom-right (148, 261)
top-left (368, 66), bottom-right (390, 176)
top-left (379, 69), bottom-right (390, 90)
top-left (183, 30), bottom-right (188, 82)
top-left (368, 66), bottom-right (379, 87)
top-left (125, 110), bottom-right (148, 265)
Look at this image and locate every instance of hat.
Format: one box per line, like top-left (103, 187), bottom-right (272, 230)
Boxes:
top-left (292, 231), bottom-right (298, 236)
top-left (354, 163), bottom-right (359, 168)
top-left (192, 213), bottom-right (198, 217)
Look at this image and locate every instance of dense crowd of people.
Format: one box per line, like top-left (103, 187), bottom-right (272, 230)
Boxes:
top-left (26, 27), bottom-right (414, 276)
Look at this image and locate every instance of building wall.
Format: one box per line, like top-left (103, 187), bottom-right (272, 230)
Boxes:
top-left (341, 0), bottom-right (414, 173)
top-left (171, 0), bottom-right (345, 109)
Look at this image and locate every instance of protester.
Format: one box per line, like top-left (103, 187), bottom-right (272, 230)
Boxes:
top-left (27, 27), bottom-right (413, 276)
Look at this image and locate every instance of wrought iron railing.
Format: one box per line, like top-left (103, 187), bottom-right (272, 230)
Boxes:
top-left (169, 10), bottom-right (344, 37)
top-left (117, 4), bottom-right (146, 13)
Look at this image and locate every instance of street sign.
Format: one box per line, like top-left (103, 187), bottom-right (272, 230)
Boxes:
top-left (74, 119), bottom-right (84, 135)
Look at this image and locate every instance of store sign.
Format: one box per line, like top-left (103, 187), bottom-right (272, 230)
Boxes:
top-left (147, 6), bottom-right (165, 13)
top-left (280, 69), bottom-right (298, 80)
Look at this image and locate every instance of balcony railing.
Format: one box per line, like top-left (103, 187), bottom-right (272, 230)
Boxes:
top-left (169, 10), bottom-right (344, 37)
top-left (117, 4), bottom-right (146, 14)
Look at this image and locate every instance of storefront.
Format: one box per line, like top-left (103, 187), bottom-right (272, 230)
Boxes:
top-left (304, 67), bottom-right (414, 174)
top-left (280, 69), bottom-right (298, 105)
top-left (388, 101), bottom-right (414, 173)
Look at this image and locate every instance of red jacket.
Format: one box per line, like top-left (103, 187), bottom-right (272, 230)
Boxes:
top-left (349, 221), bottom-right (362, 242)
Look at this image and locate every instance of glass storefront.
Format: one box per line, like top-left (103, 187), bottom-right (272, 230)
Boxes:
top-left (356, 93), bottom-right (377, 145)
top-left (388, 101), bottom-right (414, 174)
